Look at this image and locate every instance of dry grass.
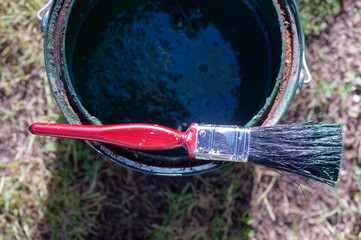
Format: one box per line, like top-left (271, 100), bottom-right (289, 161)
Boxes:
top-left (0, 0), bottom-right (55, 238)
top-left (0, 0), bottom-right (105, 239)
top-left (0, 0), bottom-right (360, 239)
top-left (251, 1), bottom-right (361, 239)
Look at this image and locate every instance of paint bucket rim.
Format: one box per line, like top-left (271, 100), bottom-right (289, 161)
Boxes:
top-left (43, 0), bottom-right (304, 175)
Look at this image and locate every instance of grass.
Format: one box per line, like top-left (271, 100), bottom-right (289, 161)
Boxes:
top-left (298, 0), bottom-right (342, 36)
top-left (0, 0), bottom-right (106, 239)
top-left (39, 138), bottom-right (106, 239)
top-left (146, 173), bottom-right (255, 240)
top-left (291, 1), bottom-right (361, 238)
top-left (1, 0), bottom-right (361, 239)
top-left (304, 70), bottom-right (361, 119)
top-left (0, 0), bottom-right (54, 239)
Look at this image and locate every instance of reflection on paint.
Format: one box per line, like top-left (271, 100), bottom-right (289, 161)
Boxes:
top-left (76, 2), bottom-right (243, 129)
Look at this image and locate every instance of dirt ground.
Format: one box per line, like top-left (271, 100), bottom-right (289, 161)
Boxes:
top-left (250, 1), bottom-right (361, 239)
top-left (1, 0), bottom-right (361, 239)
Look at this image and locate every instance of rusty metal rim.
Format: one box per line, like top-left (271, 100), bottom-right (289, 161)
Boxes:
top-left (254, 0), bottom-right (303, 126)
top-left (44, 0), bottom-right (303, 175)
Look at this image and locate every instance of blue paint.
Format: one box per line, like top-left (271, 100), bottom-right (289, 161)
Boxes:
top-left (76, 2), bottom-right (242, 128)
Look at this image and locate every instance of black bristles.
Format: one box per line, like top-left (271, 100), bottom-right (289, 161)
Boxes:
top-left (248, 122), bottom-right (343, 187)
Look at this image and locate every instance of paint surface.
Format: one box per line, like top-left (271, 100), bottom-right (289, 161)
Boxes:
top-left (72, 2), bottom-right (243, 129)
top-left (70, 0), bottom-right (278, 131)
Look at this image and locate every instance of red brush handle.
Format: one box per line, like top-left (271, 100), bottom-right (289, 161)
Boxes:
top-left (29, 123), bottom-right (195, 151)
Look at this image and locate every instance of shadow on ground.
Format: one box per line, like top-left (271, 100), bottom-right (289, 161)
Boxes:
top-left (37, 125), bottom-right (254, 239)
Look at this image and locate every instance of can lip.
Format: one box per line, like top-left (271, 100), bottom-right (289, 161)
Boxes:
top-left (43, 0), bottom-right (304, 176)
top-left (252, 0), bottom-right (304, 127)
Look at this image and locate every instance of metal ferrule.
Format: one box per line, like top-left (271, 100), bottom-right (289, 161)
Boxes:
top-left (194, 125), bottom-right (251, 162)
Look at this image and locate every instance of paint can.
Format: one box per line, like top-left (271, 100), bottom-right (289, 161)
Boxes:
top-left (37, 0), bottom-right (311, 175)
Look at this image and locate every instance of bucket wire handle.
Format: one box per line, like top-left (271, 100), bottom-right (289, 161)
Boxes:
top-left (36, 0), bottom-right (54, 32)
top-left (299, 52), bottom-right (312, 88)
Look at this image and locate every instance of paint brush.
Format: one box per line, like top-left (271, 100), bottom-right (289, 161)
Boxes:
top-left (29, 122), bottom-right (343, 186)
